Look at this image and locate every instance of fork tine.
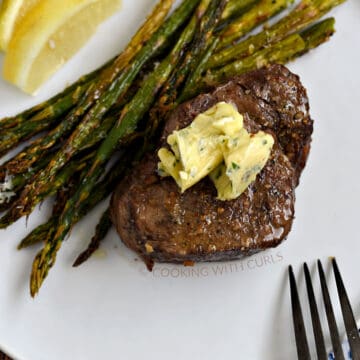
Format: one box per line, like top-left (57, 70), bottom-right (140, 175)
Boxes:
top-left (332, 258), bottom-right (360, 360)
top-left (303, 263), bottom-right (328, 359)
top-left (317, 260), bottom-right (345, 360)
top-left (289, 265), bottom-right (311, 360)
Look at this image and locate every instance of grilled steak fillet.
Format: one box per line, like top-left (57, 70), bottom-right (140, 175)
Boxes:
top-left (111, 64), bottom-right (312, 266)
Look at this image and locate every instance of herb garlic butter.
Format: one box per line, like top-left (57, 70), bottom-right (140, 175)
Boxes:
top-left (158, 102), bottom-right (274, 200)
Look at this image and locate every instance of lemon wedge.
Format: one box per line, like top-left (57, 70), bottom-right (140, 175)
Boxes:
top-left (0, 0), bottom-right (39, 51)
top-left (3, 0), bottom-right (121, 94)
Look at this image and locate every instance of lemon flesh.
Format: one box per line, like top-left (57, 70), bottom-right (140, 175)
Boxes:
top-left (3, 0), bottom-right (121, 94)
top-left (0, 0), bottom-right (39, 51)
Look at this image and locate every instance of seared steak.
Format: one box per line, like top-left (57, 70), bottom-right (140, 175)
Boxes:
top-left (110, 64), bottom-right (313, 267)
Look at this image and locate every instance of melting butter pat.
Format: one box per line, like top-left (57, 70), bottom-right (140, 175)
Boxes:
top-left (158, 102), bottom-right (241, 191)
top-left (210, 130), bottom-right (274, 200)
top-left (157, 102), bottom-right (274, 200)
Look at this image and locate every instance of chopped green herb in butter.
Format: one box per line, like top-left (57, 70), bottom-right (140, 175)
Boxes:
top-left (157, 102), bottom-right (274, 200)
top-left (210, 129), bottom-right (274, 200)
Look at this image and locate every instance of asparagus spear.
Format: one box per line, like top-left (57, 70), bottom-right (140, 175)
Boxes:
top-left (0, 146), bottom-right (59, 194)
top-left (208, 0), bottom-right (345, 69)
top-left (16, 174), bottom-right (80, 250)
top-left (1, 150), bottom-right (58, 213)
top-left (73, 208), bottom-right (112, 267)
top-left (0, 85), bottom-right (88, 157)
top-left (84, 0), bottom-right (175, 102)
top-left (149, 0), bottom-right (211, 121)
top-left (0, 115), bottom-right (119, 222)
top-left (0, 112), bottom-right (116, 183)
top-left (205, 17), bottom-right (335, 85)
top-left (299, 16), bottom-right (335, 50)
top-left (18, 221), bottom-right (54, 250)
top-left (0, 152), bottom-right (95, 229)
top-left (221, 0), bottom-right (259, 20)
top-left (217, 0), bottom-right (293, 51)
top-left (178, 37), bottom-right (220, 102)
top-left (29, 0), bottom-right (208, 297)
top-left (151, 0), bottom-right (226, 125)
top-left (1, 140), bottom-right (80, 219)
top-left (206, 34), bottom-right (305, 84)
top-left (18, 144), bottom-right (136, 250)
top-left (176, 0), bottom-right (228, 98)
top-left (0, 96), bottom-right (122, 180)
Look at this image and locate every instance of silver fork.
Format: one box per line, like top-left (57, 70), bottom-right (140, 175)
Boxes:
top-left (289, 259), bottom-right (360, 360)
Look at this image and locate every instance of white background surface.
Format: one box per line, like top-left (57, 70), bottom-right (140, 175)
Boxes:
top-left (0, 1), bottom-right (359, 359)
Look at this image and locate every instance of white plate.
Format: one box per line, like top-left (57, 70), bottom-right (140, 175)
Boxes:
top-left (0, 1), bottom-right (359, 359)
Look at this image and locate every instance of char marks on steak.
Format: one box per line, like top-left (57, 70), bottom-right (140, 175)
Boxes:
top-left (110, 64), bottom-right (313, 267)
